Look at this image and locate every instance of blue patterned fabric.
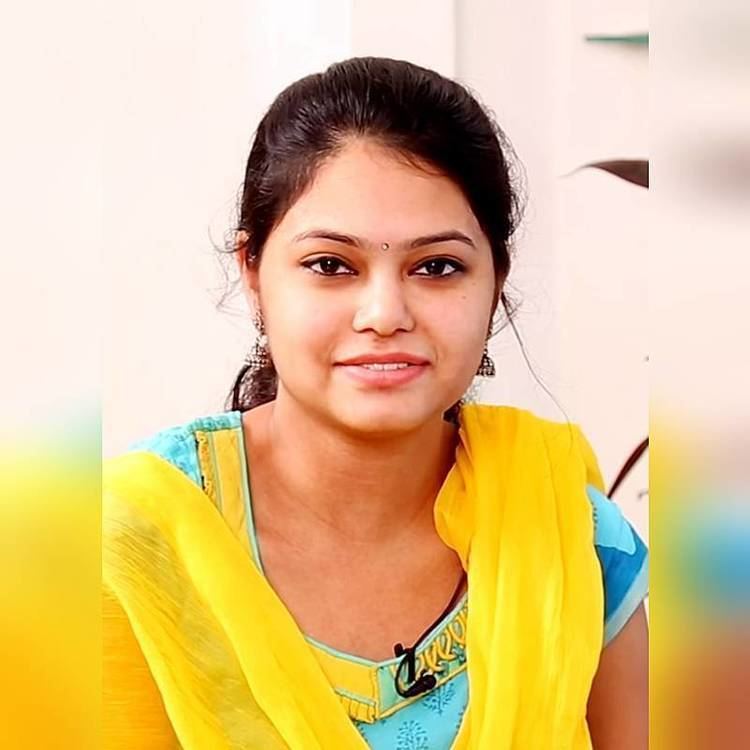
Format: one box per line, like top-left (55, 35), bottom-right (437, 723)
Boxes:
top-left (587, 484), bottom-right (649, 644)
top-left (355, 678), bottom-right (468, 749)
top-left (130, 412), bottom-right (649, 750)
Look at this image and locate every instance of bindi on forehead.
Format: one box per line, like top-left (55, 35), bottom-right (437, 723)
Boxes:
top-left (291, 228), bottom-right (477, 252)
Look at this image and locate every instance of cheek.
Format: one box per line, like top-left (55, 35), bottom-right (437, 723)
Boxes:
top-left (261, 269), bottom-right (344, 364)
top-left (439, 285), bottom-right (493, 343)
top-left (437, 309), bottom-right (489, 362)
top-left (420, 293), bottom-right (493, 379)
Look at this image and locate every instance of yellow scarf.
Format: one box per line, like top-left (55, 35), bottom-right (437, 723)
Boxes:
top-left (103, 404), bottom-right (604, 749)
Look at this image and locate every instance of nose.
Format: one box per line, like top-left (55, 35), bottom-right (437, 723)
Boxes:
top-left (351, 274), bottom-right (416, 336)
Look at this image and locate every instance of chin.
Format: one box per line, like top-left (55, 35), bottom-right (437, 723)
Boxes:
top-left (331, 396), bottom-right (440, 437)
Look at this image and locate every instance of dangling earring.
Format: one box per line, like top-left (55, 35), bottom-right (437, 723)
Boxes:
top-left (244, 310), bottom-right (271, 372)
top-left (476, 342), bottom-right (496, 378)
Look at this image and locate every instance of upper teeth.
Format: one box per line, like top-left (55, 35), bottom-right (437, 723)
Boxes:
top-left (359, 362), bottom-right (411, 370)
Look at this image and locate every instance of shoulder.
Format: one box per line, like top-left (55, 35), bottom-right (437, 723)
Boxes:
top-left (460, 404), bottom-right (596, 453)
top-left (586, 484), bottom-right (649, 646)
top-left (126, 411), bottom-right (243, 488)
top-left (461, 404), bottom-right (608, 496)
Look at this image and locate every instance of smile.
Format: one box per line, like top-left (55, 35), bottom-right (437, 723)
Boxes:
top-left (358, 362), bottom-right (412, 371)
top-left (336, 362), bottom-right (428, 387)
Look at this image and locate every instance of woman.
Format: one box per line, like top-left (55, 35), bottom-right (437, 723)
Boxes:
top-left (104, 57), bottom-right (648, 749)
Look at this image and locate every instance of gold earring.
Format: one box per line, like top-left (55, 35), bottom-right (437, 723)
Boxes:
top-left (245, 311), bottom-right (271, 372)
top-left (476, 343), bottom-right (496, 378)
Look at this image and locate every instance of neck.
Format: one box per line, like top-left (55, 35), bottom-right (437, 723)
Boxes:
top-left (245, 393), bottom-right (459, 547)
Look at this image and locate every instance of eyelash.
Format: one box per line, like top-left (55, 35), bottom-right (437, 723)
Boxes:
top-left (301, 256), bottom-right (466, 278)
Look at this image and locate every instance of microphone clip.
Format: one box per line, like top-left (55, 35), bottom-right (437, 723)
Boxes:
top-left (393, 642), bottom-right (437, 698)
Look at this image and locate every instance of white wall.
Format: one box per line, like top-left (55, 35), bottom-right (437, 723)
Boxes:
top-left (0, 2), bottom-right (102, 436)
top-left (104, 0), bottom-right (352, 454)
top-left (103, 0), bottom-right (648, 535)
top-left (456, 0), bottom-right (648, 534)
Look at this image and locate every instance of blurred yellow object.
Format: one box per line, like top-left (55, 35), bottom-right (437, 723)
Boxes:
top-left (103, 405), bottom-right (605, 749)
top-left (0, 438), bottom-right (99, 749)
top-left (651, 415), bottom-right (750, 749)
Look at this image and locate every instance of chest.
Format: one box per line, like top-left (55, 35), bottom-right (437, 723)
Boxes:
top-left (255, 525), bottom-right (466, 662)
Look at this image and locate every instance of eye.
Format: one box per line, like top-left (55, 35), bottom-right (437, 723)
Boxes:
top-left (301, 256), bottom-right (356, 276)
top-left (412, 258), bottom-right (466, 277)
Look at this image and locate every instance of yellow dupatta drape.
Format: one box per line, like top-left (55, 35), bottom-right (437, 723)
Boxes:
top-left (103, 404), bottom-right (605, 749)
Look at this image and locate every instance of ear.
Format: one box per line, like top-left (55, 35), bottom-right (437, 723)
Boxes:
top-left (235, 230), bottom-right (261, 311)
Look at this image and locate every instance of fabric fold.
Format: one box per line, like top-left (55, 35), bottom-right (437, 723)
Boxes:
top-left (104, 404), bottom-right (604, 749)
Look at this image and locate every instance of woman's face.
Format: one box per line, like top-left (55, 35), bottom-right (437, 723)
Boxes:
top-left (242, 138), bottom-right (498, 435)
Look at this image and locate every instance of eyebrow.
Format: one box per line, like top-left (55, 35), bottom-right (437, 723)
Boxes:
top-left (292, 228), bottom-right (476, 250)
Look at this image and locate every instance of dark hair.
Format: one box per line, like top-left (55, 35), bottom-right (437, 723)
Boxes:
top-left (227, 56), bottom-right (525, 420)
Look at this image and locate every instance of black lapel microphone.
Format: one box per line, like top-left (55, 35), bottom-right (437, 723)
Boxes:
top-left (393, 643), bottom-right (437, 697)
top-left (393, 571), bottom-right (467, 698)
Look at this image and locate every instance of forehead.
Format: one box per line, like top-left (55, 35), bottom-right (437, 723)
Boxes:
top-left (271, 138), bottom-right (485, 243)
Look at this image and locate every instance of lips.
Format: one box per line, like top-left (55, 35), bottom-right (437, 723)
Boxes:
top-left (353, 362), bottom-right (414, 371)
top-left (336, 352), bottom-right (430, 366)
top-left (334, 353), bottom-right (430, 388)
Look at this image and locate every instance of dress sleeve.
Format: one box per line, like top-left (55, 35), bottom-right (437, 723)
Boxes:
top-left (103, 583), bottom-right (179, 750)
top-left (586, 485), bottom-right (649, 646)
